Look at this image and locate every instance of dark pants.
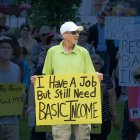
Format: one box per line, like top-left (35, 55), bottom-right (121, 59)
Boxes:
top-left (30, 127), bottom-right (53, 140)
top-left (90, 119), bottom-right (111, 140)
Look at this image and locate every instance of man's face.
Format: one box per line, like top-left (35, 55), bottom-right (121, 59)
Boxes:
top-left (93, 59), bottom-right (102, 72)
top-left (63, 30), bottom-right (80, 45)
top-left (98, 15), bottom-right (105, 25)
top-left (0, 42), bottom-right (13, 60)
top-left (21, 27), bottom-right (30, 38)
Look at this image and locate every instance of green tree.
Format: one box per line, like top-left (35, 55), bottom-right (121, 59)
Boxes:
top-left (15, 0), bottom-right (82, 31)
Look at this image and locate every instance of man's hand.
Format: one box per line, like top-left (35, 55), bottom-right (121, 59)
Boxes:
top-left (27, 105), bottom-right (35, 113)
top-left (95, 72), bottom-right (103, 81)
top-left (30, 75), bottom-right (37, 84)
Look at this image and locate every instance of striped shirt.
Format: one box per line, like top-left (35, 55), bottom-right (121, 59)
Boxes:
top-left (101, 75), bottom-right (113, 121)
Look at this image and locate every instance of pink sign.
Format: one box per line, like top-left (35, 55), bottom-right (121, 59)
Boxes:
top-left (128, 87), bottom-right (140, 121)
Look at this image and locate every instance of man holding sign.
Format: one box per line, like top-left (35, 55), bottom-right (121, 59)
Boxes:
top-left (40, 21), bottom-right (103, 140)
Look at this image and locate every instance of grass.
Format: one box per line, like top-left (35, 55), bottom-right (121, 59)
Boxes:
top-left (19, 100), bottom-right (125, 140)
top-left (19, 116), bottom-right (30, 140)
top-left (108, 100), bottom-right (125, 140)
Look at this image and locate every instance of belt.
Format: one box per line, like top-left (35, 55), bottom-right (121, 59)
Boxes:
top-left (96, 51), bottom-right (107, 54)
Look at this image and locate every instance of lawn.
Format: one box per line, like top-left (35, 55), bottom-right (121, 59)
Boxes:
top-left (108, 100), bottom-right (124, 140)
top-left (19, 100), bottom-right (125, 140)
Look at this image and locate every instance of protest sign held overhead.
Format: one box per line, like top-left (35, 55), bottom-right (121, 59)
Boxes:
top-left (119, 39), bottom-right (140, 86)
top-left (105, 16), bottom-right (140, 86)
top-left (34, 74), bottom-right (102, 126)
top-left (105, 16), bottom-right (134, 40)
top-left (0, 83), bottom-right (25, 116)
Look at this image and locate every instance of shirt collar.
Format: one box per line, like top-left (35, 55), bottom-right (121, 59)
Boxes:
top-left (59, 41), bottom-right (79, 54)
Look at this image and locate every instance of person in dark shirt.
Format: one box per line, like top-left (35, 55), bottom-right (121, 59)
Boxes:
top-left (90, 54), bottom-right (120, 140)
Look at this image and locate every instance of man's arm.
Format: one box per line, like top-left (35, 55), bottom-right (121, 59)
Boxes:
top-left (42, 49), bottom-right (53, 75)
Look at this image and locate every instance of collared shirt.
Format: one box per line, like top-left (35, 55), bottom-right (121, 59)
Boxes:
top-left (42, 41), bottom-right (95, 75)
top-left (96, 24), bottom-right (107, 52)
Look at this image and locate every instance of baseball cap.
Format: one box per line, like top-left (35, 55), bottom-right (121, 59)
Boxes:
top-left (60, 21), bottom-right (83, 35)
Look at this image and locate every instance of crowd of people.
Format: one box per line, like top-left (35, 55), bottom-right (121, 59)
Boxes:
top-left (0, 1), bottom-right (140, 139)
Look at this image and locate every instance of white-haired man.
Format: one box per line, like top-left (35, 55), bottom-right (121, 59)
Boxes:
top-left (31, 21), bottom-right (103, 140)
top-left (41, 21), bottom-right (103, 140)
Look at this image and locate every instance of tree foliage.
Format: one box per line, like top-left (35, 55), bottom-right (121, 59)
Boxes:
top-left (16, 0), bottom-right (82, 30)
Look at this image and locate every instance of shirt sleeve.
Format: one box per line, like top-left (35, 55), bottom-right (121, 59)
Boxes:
top-left (42, 49), bottom-right (53, 75)
top-left (84, 50), bottom-right (95, 73)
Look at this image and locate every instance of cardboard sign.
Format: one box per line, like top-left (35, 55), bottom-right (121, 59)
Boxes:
top-left (105, 16), bottom-right (134, 40)
top-left (105, 16), bottom-right (140, 86)
top-left (0, 83), bottom-right (25, 116)
top-left (119, 40), bottom-right (140, 86)
top-left (34, 74), bottom-right (102, 125)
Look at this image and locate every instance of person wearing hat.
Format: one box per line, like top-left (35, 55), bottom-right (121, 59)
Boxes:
top-left (0, 34), bottom-right (22, 140)
top-left (31, 21), bottom-right (103, 140)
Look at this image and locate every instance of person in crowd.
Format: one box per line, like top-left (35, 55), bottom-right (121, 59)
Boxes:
top-left (78, 28), bottom-right (95, 55)
top-left (18, 23), bottom-right (37, 67)
top-left (28, 32), bottom-right (61, 140)
top-left (87, 11), bottom-right (117, 76)
top-left (31, 21), bottom-right (103, 140)
top-left (37, 32), bottom-right (62, 68)
top-left (4, 33), bottom-right (24, 81)
top-left (30, 25), bottom-right (51, 74)
top-left (114, 52), bottom-right (140, 140)
top-left (0, 13), bottom-right (9, 33)
top-left (90, 54), bottom-right (120, 140)
top-left (31, 27), bottom-right (42, 43)
top-left (20, 46), bottom-right (30, 92)
top-left (0, 33), bottom-right (23, 140)
top-left (4, 33), bottom-right (30, 91)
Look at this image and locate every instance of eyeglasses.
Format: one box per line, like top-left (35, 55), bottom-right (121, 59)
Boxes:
top-left (41, 33), bottom-right (50, 37)
top-left (67, 31), bottom-right (80, 35)
top-left (0, 46), bottom-right (12, 50)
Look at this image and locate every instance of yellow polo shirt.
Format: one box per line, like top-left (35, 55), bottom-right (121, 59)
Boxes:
top-left (42, 42), bottom-right (95, 75)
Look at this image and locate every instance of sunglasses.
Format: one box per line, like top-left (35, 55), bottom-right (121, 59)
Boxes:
top-left (67, 31), bottom-right (80, 35)
top-left (79, 33), bottom-right (87, 36)
top-left (94, 62), bottom-right (100, 65)
top-left (41, 33), bottom-right (50, 37)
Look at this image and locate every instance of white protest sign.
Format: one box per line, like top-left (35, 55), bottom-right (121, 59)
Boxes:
top-left (119, 39), bottom-right (140, 86)
top-left (105, 16), bottom-right (134, 40)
